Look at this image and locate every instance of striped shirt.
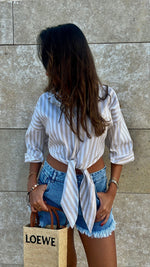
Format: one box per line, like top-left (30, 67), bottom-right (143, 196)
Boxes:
top-left (25, 86), bottom-right (134, 232)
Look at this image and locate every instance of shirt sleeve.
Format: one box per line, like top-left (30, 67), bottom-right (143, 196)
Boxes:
top-left (106, 88), bottom-right (134, 165)
top-left (25, 96), bottom-right (48, 162)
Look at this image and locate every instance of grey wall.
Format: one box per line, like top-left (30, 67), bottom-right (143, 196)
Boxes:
top-left (0, 0), bottom-right (150, 266)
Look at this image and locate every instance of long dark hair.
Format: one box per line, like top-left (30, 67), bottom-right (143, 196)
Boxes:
top-left (37, 23), bottom-right (109, 141)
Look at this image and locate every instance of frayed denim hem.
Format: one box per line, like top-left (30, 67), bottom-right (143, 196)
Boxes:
top-left (76, 220), bottom-right (117, 239)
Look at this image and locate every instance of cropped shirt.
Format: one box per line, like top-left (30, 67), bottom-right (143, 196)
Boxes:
top-left (25, 86), bottom-right (134, 232)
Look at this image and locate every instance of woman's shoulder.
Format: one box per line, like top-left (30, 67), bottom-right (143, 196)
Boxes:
top-left (101, 84), bottom-right (117, 97)
top-left (33, 92), bottom-right (51, 112)
top-left (37, 91), bottom-right (61, 108)
top-left (38, 91), bottom-right (51, 100)
top-left (99, 84), bottom-right (118, 105)
top-left (35, 91), bottom-right (54, 104)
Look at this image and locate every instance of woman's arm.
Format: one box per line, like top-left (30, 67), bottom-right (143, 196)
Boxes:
top-left (27, 162), bottom-right (48, 212)
top-left (27, 162), bottom-right (42, 192)
top-left (107, 163), bottom-right (122, 198)
top-left (96, 88), bottom-right (134, 225)
top-left (95, 163), bottom-right (122, 225)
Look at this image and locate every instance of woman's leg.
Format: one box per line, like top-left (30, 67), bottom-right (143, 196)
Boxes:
top-left (78, 231), bottom-right (117, 267)
top-left (67, 227), bottom-right (77, 267)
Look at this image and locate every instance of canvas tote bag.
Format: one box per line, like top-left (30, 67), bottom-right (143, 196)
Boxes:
top-left (23, 205), bottom-right (68, 267)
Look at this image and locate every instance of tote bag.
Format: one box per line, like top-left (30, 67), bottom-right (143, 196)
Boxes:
top-left (23, 205), bottom-right (68, 267)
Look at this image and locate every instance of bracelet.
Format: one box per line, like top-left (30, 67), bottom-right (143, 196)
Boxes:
top-left (108, 178), bottom-right (119, 189)
top-left (27, 184), bottom-right (39, 195)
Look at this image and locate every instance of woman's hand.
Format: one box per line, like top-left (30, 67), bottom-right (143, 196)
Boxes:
top-left (29, 184), bottom-right (49, 212)
top-left (95, 187), bottom-right (116, 226)
top-left (96, 163), bottom-right (122, 225)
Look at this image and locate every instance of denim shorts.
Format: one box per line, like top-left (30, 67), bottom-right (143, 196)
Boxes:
top-left (38, 160), bottom-right (116, 238)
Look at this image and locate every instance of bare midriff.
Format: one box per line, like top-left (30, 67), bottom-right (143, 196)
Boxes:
top-left (46, 154), bottom-right (105, 174)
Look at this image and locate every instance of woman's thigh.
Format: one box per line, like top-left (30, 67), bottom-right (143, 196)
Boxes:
top-left (78, 230), bottom-right (117, 267)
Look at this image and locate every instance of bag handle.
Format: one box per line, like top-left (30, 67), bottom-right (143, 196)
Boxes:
top-left (30, 204), bottom-right (67, 229)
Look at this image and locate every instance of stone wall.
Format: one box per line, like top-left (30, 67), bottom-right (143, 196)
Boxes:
top-left (0, 0), bottom-right (149, 266)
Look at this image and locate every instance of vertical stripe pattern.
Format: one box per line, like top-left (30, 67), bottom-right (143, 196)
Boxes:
top-left (80, 170), bottom-right (97, 233)
top-left (60, 159), bottom-right (79, 228)
top-left (25, 86), bottom-right (134, 232)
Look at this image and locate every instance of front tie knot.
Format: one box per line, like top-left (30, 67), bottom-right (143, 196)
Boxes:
top-left (61, 160), bottom-right (97, 233)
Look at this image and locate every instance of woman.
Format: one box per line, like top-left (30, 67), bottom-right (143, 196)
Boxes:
top-left (25, 23), bottom-right (134, 267)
